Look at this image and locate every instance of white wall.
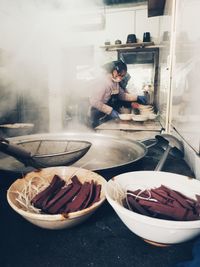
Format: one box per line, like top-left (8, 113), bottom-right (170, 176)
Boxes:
top-left (104, 5), bottom-right (160, 44)
top-left (88, 4), bottom-right (161, 72)
top-left (97, 4), bottom-right (160, 64)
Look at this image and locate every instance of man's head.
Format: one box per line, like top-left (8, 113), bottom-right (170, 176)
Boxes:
top-left (103, 60), bottom-right (127, 83)
top-left (112, 60), bottom-right (127, 82)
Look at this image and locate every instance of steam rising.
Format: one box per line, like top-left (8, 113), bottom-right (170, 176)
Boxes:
top-left (0, 0), bottom-right (105, 132)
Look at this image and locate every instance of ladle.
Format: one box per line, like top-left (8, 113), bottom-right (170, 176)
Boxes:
top-left (154, 134), bottom-right (184, 171)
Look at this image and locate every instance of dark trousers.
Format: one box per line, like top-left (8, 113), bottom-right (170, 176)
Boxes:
top-left (89, 107), bottom-right (110, 128)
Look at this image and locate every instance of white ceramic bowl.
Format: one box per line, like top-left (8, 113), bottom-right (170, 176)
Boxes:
top-left (139, 109), bottom-right (154, 114)
top-left (119, 114), bottom-right (133, 121)
top-left (7, 166), bottom-right (106, 230)
top-left (138, 105), bottom-right (154, 110)
top-left (148, 113), bottom-right (158, 120)
top-left (132, 115), bottom-right (148, 122)
top-left (105, 171), bottom-right (200, 246)
top-left (138, 110), bottom-right (158, 120)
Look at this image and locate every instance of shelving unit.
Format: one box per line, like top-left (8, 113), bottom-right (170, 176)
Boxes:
top-left (100, 42), bottom-right (155, 51)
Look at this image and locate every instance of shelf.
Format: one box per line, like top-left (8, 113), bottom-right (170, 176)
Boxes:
top-left (100, 42), bottom-right (155, 51)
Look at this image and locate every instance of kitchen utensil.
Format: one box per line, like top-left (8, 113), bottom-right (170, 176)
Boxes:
top-left (155, 134), bottom-right (184, 171)
top-left (0, 133), bottom-right (157, 173)
top-left (0, 136), bottom-right (92, 169)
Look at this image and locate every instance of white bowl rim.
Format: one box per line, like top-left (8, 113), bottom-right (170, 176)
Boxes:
top-left (105, 170), bottom-right (200, 229)
top-left (7, 193), bottom-right (105, 221)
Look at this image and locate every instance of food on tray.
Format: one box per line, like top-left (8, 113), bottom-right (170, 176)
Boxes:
top-left (123, 185), bottom-right (200, 221)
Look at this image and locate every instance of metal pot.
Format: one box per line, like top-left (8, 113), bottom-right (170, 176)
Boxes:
top-left (0, 132), bottom-right (156, 173)
top-left (0, 123), bottom-right (34, 137)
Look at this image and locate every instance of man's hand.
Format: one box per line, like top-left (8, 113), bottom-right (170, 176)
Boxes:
top-left (137, 95), bottom-right (148, 105)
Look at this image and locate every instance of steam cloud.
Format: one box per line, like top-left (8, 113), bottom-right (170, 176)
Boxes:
top-left (0, 0), bottom-right (105, 132)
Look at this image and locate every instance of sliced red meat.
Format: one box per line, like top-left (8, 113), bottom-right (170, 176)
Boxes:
top-left (65, 182), bottom-right (91, 213)
top-left (46, 182), bottom-right (82, 214)
top-left (31, 175), bottom-right (65, 209)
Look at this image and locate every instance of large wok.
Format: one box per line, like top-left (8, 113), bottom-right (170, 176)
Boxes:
top-left (0, 132), bottom-right (153, 173)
